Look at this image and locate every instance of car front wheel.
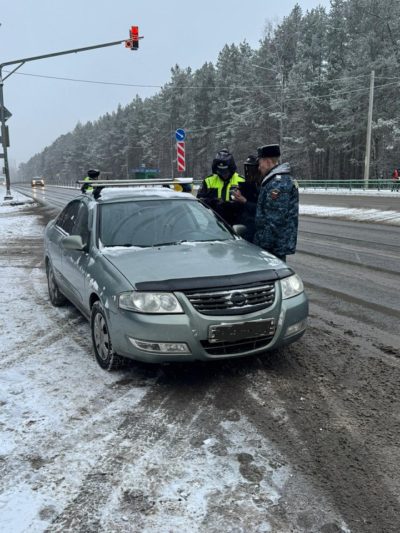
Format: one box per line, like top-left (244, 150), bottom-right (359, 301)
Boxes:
top-left (46, 261), bottom-right (67, 306)
top-left (91, 302), bottom-right (125, 371)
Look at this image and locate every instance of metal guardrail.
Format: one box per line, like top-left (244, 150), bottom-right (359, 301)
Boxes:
top-left (14, 178), bottom-right (400, 191)
top-left (192, 178), bottom-right (397, 190)
top-left (298, 179), bottom-right (397, 191)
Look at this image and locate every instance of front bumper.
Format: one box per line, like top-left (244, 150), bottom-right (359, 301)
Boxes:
top-left (108, 289), bottom-right (308, 363)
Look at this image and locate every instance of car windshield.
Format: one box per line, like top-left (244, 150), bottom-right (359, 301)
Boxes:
top-left (98, 199), bottom-right (235, 248)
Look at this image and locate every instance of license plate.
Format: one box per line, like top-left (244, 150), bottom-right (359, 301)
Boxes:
top-left (208, 319), bottom-right (275, 344)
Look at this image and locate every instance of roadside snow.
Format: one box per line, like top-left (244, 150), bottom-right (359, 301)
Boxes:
top-left (300, 204), bottom-right (400, 225)
top-left (0, 197), bottom-right (150, 531)
top-left (1, 189), bottom-right (36, 207)
top-left (300, 187), bottom-right (400, 197)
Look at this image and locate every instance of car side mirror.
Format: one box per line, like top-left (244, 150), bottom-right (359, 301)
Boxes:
top-left (62, 235), bottom-right (86, 251)
top-left (232, 224), bottom-right (247, 237)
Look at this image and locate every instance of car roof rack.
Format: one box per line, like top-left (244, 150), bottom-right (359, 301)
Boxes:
top-left (77, 178), bottom-right (194, 199)
top-left (77, 178), bottom-right (193, 187)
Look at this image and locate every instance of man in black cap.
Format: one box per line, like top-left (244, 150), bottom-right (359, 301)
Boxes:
top-left (252, 144), bottom-right (299, 262)
top-left (81, 169), bottom-right (100, 194)
top-left (197, 149), bottom-right (245, 225)
top-left (230, 155), bottom-right (262, 242)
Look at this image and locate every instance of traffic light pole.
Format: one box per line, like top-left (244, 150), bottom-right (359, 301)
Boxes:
top-left (0, 38), bottom-right (129, 200)
top-left (0, 71), bottom-right (11, 199)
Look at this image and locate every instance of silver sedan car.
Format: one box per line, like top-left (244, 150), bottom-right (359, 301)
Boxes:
top-left (44, 186), bottom-right (308, 370)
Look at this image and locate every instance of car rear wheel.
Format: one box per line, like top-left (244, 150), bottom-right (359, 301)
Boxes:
top-left (91, 301), bottom-right (125, 371)
top-left (46, 261), bottom-right (67, 306)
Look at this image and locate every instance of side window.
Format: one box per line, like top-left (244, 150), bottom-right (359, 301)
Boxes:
top-left (55, 207), bottom-right (68, 230)
top-left (56, 201), bottom-right (81, 235)
top-left (72, 203), bottom-right (90, 245)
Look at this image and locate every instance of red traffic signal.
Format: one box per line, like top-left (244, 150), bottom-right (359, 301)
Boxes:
top-left (125, 25), bottom-right (141, 51)
top-left (129, 25), bottom-right (139, 50)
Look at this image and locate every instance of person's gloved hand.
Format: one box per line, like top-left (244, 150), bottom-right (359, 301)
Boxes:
top-left (231, 189), bottom-right (247, 203)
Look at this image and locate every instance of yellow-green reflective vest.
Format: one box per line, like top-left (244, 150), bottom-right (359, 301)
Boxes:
top-left (83, 176), bottom-right (93, 192)
top-left (204, 172), bottom-right (245, 201)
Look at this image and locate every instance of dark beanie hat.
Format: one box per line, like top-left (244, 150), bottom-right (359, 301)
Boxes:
top-left (244, 155), bottom-right (258, 166)
top-left (257, 144), bottom-right (281, 159)
top-left (212, 149), bottom-right (237, 174)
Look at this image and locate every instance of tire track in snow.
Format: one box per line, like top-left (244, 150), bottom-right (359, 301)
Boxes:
top-left (46, 360), bottom-right (350, 533)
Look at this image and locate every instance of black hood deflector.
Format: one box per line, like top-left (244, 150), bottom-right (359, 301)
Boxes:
top-left (135, 268), bottom-right (294, 292)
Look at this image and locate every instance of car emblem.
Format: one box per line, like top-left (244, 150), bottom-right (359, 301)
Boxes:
top-left (230, 292), bottom-right (247, 306)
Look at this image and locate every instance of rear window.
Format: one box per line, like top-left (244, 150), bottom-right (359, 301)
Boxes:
top-left (98, 199), bottom-right (234, 247)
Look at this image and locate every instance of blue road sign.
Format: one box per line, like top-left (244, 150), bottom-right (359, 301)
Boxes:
top-left (175, 128), bottom-right (186, 142)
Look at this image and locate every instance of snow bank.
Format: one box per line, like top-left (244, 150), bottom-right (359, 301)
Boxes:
top-left (300, 204), bottom-right (400, 225)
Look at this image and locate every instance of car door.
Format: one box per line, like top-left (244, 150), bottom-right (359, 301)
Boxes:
top-left (61, 200), bottom-right (91, 310)
top-left (48, 201), bottom-right (80, 287)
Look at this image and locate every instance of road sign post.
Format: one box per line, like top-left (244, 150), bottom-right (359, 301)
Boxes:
top-left (175, 129), bottom-right (186, 173)
top-left (177, 142), bottom-right (186, 173)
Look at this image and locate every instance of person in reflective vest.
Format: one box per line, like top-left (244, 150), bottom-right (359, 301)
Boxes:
top-left (197, 149), bottom-right (245, 225)
top-left (81, 169), bottom-right (100, 193)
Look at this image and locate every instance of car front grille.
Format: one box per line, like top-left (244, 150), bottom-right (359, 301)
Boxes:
top-left (183, 283), bottom-right (276, 316)
top-left (201, 335), bottom-right (274, 356)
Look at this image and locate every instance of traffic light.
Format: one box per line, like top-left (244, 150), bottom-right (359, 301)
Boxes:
top-left (125, 26), bottom-right (139, 50)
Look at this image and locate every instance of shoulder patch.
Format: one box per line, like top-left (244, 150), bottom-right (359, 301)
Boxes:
top-left (293, 179), bottom-right (299, 189)
top-left (270, 189), bottom-right (280, 200)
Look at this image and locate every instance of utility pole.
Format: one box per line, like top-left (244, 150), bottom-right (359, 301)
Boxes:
top-left (363, 70), bottom-right (375, 189)
top-left (279, 70), bottom-right (284, 154)
top-left (0, 28), bottom-right (142, 200)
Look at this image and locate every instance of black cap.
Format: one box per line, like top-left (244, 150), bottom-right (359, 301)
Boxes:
top-left (257, 144), bottom-right (280, 159)
top-left (87, 169), bottom-right (100, 178)
top-left (244, 155), bottom-right (258, 166)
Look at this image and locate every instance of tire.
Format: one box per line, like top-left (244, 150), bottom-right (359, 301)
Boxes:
top-left (46, 261), bottom-right (67, 306)
top-left (91, 301), bottom-right (125, 371)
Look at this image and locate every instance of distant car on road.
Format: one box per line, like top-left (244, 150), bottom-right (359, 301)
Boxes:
top-left (31, 178), bottom-right (45, 187)
top-left (43, 185), bottom-right (308, 370)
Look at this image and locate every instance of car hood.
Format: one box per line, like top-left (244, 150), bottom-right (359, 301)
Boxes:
top-left (101, 240), bottom-right (288, 289)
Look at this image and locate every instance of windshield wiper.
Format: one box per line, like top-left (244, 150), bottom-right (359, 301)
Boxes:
top-left (152, 240), bottom-right (189, 247)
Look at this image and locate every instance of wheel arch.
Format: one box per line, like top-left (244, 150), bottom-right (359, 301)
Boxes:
top-left (89, 292), bottom-right (100, 309)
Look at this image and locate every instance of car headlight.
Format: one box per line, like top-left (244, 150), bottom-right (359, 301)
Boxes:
top-left (280, 274), bottom-right (304, 299)
top-left (118, 291), bottom-right (184, 314)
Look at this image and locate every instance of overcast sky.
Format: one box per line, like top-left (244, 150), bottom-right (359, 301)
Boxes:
top-left (0, 0), bottom-right (330, 166)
